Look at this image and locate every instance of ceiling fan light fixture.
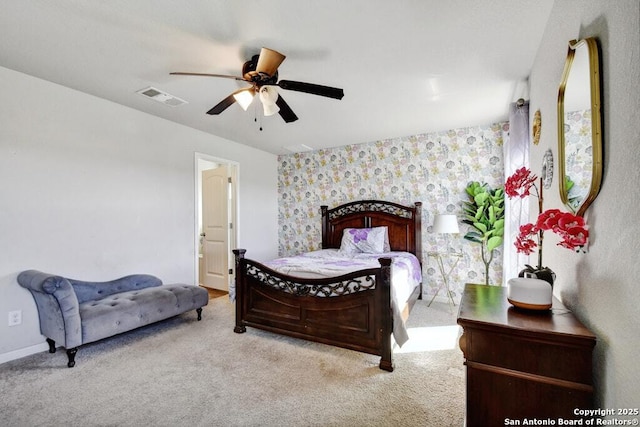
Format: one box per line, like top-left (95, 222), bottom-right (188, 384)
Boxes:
top-left (259, 85), bottom-right (280, 116)
top-left (233, 89), bottom-right (254, 111)
top-left (263, 102), bottom-right (280, 117)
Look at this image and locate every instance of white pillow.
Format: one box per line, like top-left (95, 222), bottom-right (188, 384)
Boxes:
top-left (339, 227), bottom-right (389, 254)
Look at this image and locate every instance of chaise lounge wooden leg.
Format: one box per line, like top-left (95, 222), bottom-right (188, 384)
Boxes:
top-left (196, 307), bottom-right (203, 321)
top-left (66, 348), bottom-right (78, 368)
top-left (46, 338), bottom-right (56, 353)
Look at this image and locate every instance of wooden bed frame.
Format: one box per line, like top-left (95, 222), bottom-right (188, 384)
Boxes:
top-left (232, 200), bottom-right (422, 371)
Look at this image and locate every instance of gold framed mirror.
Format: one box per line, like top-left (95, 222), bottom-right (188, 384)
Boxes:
top-left (557, 37), bottom-right (603, 217)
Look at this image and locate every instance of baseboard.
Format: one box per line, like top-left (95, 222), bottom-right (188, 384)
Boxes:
top-left (0, 342), bottom-right (48, 365)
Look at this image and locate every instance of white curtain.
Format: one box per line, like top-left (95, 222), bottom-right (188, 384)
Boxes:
top-left (503, 100), bottom-right (530, 285)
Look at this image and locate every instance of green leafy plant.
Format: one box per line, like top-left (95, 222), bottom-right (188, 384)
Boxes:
top-left (461, 181), bottom-right (505, 285)
top-left (564, 175), bottom-right (581, 211)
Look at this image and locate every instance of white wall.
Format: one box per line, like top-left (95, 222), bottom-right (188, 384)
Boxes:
top-left (0, 66), bottom-right (279, 361)
top-left (529, 0), bottom-right (640, 407)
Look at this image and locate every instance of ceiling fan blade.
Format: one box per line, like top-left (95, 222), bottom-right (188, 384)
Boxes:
top-left (256, 48), bottom-right (286, 77)
top-left (275, 95), bottom-right (298, 123)
top-left (206, 87), bottom-right (256, 115)
top-left (170, 72), bottom-right (246, 82)
top-left (206, 94), bottom-right (236, 115)
top-left (277, 80), bottom-right (344, 100)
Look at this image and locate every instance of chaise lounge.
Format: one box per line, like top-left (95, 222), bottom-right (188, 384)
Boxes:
top-left (17, 270), bottom-right (209, 367)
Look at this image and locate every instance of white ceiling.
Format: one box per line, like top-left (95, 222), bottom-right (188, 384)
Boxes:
top-left (1, 0), bottom-right (554, 155)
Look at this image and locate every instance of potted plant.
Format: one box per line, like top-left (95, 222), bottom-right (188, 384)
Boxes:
top-left (505, 167), bottom-right (589, 285)
top-left (461, 181), bottom-right (505, 286)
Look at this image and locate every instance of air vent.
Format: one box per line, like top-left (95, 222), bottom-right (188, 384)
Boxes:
top-left (137, 87), bottom-right (187, 107)
top-left (283, 144), bottom-right (314, 153)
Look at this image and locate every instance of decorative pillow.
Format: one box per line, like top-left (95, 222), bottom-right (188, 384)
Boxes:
top-left (339, 227), bottom-right (389, 254)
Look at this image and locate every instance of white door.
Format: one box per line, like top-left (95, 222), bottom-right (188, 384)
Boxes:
top-left (201, 166), bottom-right (229, 290)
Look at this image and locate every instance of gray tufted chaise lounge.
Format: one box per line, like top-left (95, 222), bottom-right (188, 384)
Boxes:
top-left (17, 270), bottom-right (209, 367)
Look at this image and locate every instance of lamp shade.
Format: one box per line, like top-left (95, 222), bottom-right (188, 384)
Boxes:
top-left (262, 102), bottom-right (280, 116)
top-left (259, 86), bottom-right (280, 116)
top-left (432, 214), bottom-right (459, 234)
top-left (232, 89), bottom-right (255, 111)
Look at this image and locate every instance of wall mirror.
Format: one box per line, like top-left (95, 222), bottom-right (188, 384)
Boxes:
top-left (557, 37), bottom-right (603, 217)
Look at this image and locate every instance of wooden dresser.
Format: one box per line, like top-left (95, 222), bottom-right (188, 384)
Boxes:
top-left (457, 284), bottom-right (596, 426)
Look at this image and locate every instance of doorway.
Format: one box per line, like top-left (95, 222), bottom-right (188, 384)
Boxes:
top-left (194, 153), bottom-right (238, 291)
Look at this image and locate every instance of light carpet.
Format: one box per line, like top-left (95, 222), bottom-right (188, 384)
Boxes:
top-left (0, 297), bottom-right (465, 427)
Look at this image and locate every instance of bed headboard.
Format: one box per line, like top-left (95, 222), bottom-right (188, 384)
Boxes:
top-left (321, 200), bottom-right (422, 263)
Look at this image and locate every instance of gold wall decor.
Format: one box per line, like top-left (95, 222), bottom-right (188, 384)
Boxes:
top-left (532, 109), bottom-right (541, 145)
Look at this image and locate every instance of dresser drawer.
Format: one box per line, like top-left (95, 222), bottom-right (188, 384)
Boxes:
top-left (466, 362), bottom-right (592, 426)
top-left (464, 327), bottom-right (593, 384)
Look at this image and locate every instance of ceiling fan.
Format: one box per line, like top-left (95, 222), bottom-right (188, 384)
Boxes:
top-left (170, 47), bottom-right (344, 123)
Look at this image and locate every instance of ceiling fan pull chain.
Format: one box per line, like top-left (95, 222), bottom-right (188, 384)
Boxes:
top-left (256, 101), bottom-right (264, 131)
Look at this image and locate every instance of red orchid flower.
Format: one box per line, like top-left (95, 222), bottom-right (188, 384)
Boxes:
top-left (536, 208), bottom-right (563, 231)
top-left (556, 212), bottom-right (586, 231)
top-left (556, 229), bottom-right (589, 251)
top-left (505, 167), bottom-right (538, 199)
top-left (514, 223), bottom-right (538, 255)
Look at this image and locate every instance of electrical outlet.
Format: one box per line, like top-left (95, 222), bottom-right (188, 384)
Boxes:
top-left (8, 310), bottom-right (22, 326)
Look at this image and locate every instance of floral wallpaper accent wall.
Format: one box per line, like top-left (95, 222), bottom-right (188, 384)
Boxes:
top-left (277, 122), bottom-right (509, 301)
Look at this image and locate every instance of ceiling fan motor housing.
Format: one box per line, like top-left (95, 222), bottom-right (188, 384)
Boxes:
top-left (242, 55), bottom-right (277, 85)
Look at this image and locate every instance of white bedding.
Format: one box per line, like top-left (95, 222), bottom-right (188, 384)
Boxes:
top-left (263, 249), bottom-right (422, 346)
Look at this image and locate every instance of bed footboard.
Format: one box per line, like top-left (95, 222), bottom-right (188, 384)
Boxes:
top-left (233, 249), bottom-right (395, 371)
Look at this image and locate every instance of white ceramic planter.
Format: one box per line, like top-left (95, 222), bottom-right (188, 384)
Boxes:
top-left (507, 277), bottom-right (552, 310)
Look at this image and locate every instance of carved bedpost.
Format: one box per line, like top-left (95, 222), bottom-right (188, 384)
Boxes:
top-left (320, 205), bottom-right (329, 249)
top-left (232, 249), bottom-right (247, 334)
top-left (377, 257), bottom-right (394, 372)
top-left (414, 202), bottom-right (423, 299)
top-left (414, 202), bottom-right (423, 266)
